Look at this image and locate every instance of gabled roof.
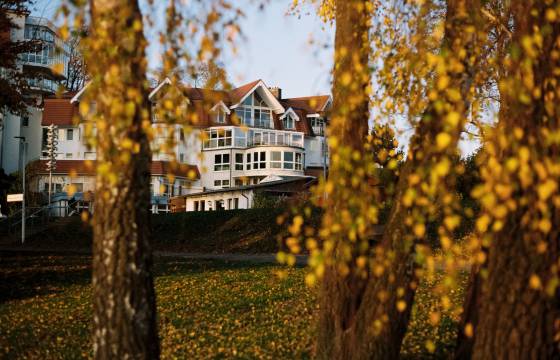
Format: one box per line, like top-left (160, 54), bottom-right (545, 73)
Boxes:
top-left (228, 79), bottom-right (285, 114)
top-left (46, 78), bottom-right (331, 136)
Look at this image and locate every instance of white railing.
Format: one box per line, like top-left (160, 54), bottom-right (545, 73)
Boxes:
top-left (203, 126), bottom-right (304, 150)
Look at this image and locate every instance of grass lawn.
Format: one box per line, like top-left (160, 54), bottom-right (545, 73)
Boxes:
top-left (0, 253), bottom-right (466, 359)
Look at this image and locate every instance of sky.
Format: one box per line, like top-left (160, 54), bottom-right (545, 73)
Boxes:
top-left (30, 0), bottom-right (335, 98)
top-left (29, 0), bottom-right (479, 155)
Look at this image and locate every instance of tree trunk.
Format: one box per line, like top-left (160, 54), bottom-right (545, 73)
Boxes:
top-left (472, 223), bottom-right (560, 359)
top-left (467, 2), bottom-right (560, 358)
top-left (88, 1), bottom-right (160, 359)
top-left (316, 1), bottom-right (480, 358)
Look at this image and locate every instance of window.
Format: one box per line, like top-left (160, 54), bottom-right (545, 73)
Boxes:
top-left (311, 117), bottom-right (325, 135)
top-left (233, 198), bottom-right (239, 209)
top-left (194, 200), bottom-right (199, 211)
top-left (235, 179), bottom-right (244, 186)
top-left (254, 108), bottom-right (271, 128)
top-left (280, 151), bottom-right (303, 170)
top-left (213, 111), bottom-right (226, 123)
top-left (235, 92), bottom-right (272, 128)
top-left (295, 153), bottom-right (303, 170)
top-left (43, 183), bottom-right (63, 193)
top-left (65, 153), bottom-right (73, 159)
top-left (214, 153), bottom-right (230, 171)
top-left (71, 183), bottom-right (84, 192)
top-left (67, 129), bottom-right (74, 141)
top-left (253, 151), bottom-right (266, 169)
top-left (234, 107), bottom-right (252, 125)
top-left (284, 152), bottom-right (294, 169)
top-left (271, 151), bottom-right (282, 168)
top-left (22, 117), bottom-right (29, 127)
top-left (235, 153), bottom-right (244, 170)
top-left (246, 153), bottom-right (251, 170)
top-left (180, 129), bottom-right (185, 141)
top-left (214, 179), bottom-right (230, 188)
top-left (204, 129), bottom-right (232, 149)
top-left (179, 153), bottom-right (185, 163)
top-left (283, 114), bottom-right (295, 129)
top-left (215, 200), bottom-right (225, 211)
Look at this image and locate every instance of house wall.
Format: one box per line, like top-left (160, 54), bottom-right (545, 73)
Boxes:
top-left (200, 145), bottom-right (306, 189)
top-left (304, 135), bottom-right (328, 168)
top-left (185, 190), bottom-right (254, 211)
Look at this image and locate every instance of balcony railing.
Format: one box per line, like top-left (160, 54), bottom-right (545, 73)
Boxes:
top-left (203, 126), bottom-right (304, 150)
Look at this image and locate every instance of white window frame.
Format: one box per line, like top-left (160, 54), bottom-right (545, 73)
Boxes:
top-left (271, 151), bottom-right (282, 169)
top-left (204, 129), bottom-right (232, 149)
top-left (214, 153), bottom-right (230, 171)
top-left (234, 92), bottom-right (273, 128)
top-left (235, 153), bottom-right (244, 170)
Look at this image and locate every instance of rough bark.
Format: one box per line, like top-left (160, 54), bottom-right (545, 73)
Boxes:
top-left (316, 1), bottom-right (479, 358)
top-left (467, 2), bottom-right (560, 358)
top-left (89, 0), bottom-right (160, 359)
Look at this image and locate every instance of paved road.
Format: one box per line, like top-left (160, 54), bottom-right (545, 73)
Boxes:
top-left (0, 246), bottom-right (308, 266)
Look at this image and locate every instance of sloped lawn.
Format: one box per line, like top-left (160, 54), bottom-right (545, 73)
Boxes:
top-left (0, 253), bottom-right (465, 359)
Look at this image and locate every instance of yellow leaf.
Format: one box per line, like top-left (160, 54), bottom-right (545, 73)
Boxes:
top-left (464, 323), bottom-right (474, 338)
top-left (436, 132), bottom-right (452, 150)
top-left (537, 179), bottom-right (557, 200)
top-left (413, 223), bottom-right (426, 238)
top-left (445, 111), bottom-right (460, 127)
top-left (529, 274), bottom-right (542, 289)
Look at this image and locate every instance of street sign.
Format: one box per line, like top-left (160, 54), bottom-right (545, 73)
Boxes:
top-left (7, 193), bottom-right (23, 202)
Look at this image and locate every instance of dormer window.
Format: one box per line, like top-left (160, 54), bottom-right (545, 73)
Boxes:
top-left (210, 101), bottom-right (230, 124)
top-left (280, 108), bottom-right (299, 130)
top-left (213, 111), bottom-right (226, 124)
top-left (283, 114), bottom-right (295, 130)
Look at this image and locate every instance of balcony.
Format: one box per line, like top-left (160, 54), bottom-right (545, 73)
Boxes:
top-left (203, 126), bottom-right (304, 150)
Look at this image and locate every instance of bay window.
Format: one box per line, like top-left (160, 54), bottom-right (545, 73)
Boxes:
top-left (283, 152), bottom-right (294, 169)
top-left (271, 151), bottom-right (282, 168)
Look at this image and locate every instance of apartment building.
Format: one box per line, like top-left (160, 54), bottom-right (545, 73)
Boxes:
top-left (0, 13), bottom-right (70, 174)
top-left (29, 78), bottom-right (330, 212)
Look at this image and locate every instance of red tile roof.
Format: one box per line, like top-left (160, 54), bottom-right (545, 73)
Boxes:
top-left (281, 95), bottom-right (331, 113)
top-left (57, 79), bottom-right (330, 136)
top-left (42, 98), bottom-right (78, 126)
top-left (228, 79), bottom-right (261, 104)
top-left (29, 160), bottom-right (200, 179)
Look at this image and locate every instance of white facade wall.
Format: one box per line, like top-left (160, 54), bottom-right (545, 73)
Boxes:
top-left (304, 136), bottom-right (328, 168)
top-left (185, 189), bottom-right (253, 211)
top-left (0, 13), bottom-right (68, 174)
top-left (200, 145), bottom-right (306, 189)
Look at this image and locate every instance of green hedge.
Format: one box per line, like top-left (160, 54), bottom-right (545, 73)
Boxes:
top-left (20, 208), bottom-right (291, 253)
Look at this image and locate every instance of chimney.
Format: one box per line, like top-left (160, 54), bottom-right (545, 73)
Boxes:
top-left (268, 86), bottom-right (282, 100)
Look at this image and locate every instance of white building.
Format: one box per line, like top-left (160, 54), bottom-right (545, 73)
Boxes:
top-left (25, 78), bottom-right (329, 213)
top-left (0, 13), bottom-right (70, 174)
